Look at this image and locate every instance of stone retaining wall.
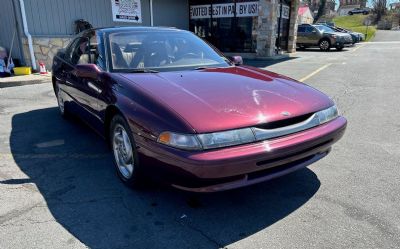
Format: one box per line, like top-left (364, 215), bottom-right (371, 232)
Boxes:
top-left (22, 37), bottom-right (72, 71)
top-left (256, 0), bottom-right (279, 57)
top-left (256, 0), bottom-right (299, 57)
top-left (287, 0), bottom-right (300, 53)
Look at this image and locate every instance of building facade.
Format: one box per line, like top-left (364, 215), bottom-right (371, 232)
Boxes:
top-left (306, 0), bottom-right (336, 16)
top-left (0, 0), bottom-right (300, 70)
top-left (297, 6), bottom-right (314, 24)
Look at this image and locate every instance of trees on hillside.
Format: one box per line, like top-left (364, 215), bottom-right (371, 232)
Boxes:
top-left (372, 0), bottom-right (387, 21)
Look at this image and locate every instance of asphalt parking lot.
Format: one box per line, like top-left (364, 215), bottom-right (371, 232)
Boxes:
top-left (1, 30), bottom-right (399, 249)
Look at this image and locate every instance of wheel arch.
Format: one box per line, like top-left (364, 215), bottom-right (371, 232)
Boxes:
top-left (319, 37), bottom-right (331, 45)
top-left (104, 105), bottom-right (124, 142)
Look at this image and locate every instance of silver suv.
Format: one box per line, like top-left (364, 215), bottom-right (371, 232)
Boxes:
top-left (297, 24), bottom-right (353, 51)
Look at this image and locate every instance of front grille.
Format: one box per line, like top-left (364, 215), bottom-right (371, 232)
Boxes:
top-left (256, 139), bottom-right (333, 167)
top-left (248, 154), bottom-right (317, 180)
top-left (254, 113), bottom-right (313, 130)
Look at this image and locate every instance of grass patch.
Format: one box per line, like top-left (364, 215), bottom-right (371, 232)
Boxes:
top-left (332, 15), bottom-right (376, 41)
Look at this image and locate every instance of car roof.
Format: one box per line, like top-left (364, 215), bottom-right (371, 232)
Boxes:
top-left (86, 26), bottom-right (183, 34)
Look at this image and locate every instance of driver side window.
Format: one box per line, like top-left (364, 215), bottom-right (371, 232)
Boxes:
top-left (305, 27), bottom-right (315, 33)
top-left (66, 37), bottom-right (90, 65)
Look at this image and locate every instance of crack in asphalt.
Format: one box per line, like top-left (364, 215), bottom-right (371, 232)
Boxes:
top-left (176, 218), bottom-right (225, 249)
top-left (316, 195), bottom-right (400, 245)
top-left (0, 202), bottom-right (44, 225)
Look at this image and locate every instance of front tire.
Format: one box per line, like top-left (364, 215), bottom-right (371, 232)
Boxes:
top-left (319, 39), bottom-right (331, 51)
top-left (336, 46), bottom-right (344, 51)
top-left (110, 114), bottom-right (144, 188)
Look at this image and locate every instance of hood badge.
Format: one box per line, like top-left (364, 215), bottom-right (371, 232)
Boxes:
top-left (281, 111), bottom-right (291, 117)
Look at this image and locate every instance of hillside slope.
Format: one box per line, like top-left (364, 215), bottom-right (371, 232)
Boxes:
top-left (333, 15), bottom-right (376, 41)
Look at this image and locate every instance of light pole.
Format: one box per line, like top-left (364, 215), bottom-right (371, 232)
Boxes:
top-left (365, 19), bottom-right (371, 40)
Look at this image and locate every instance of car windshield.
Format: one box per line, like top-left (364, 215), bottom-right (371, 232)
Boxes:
top-left (314, 25), bottom-right (335, 33)
top-left (108, 30), bottom-right (231, 72)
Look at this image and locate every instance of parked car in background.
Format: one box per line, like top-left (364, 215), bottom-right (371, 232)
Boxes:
top-left (52, 27), bottom-right (347, 192)
top-left (348, 7), bottom-right (370, 15)
top-left (316, 22), bottom-right (365, 42)
top-left (297, 24), bottom-right (353, 51)
top-left (327, 25), bottom-right (362, 44)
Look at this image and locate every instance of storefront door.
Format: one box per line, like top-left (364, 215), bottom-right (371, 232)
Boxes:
top-left (276, 0), bottom-right (291, 51)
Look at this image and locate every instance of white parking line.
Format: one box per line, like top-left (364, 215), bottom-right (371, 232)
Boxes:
top-left (351, 44), bottom-right (366, 53)
top-left (364, 41), bottom-right (400, 44)
top-left (299, 63), bottom-right (332, 82)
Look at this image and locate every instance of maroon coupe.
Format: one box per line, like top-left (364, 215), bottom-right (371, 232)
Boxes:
top-left (52, 27), bottom-right (346, 192)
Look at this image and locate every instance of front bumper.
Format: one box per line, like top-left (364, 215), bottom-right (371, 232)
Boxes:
top-left (335, 36), bottom-right (354, 47)
top-left (136, 116), bottom-right (347, 192)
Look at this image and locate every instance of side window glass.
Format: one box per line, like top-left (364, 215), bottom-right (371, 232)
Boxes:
top-left (73, 38), bottom-right (90, 65)
top-left (297, 26), bottom-right (305, 33)
top-left (65, 38), bottom-right (80, 63)
top-left (89, 34), bottom-right (105, 69)
top-left (305, 27), bottom-right (314, 33)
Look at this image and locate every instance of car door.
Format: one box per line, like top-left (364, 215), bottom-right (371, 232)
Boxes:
top-left (297, 26), bottom-right (307, 44)
top-left (62, 35), bottom-right (102, 130)
top-left (305, 26), bottom-right (320, 45)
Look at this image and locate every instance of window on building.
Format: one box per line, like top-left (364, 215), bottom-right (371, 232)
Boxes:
top-left (189, 0), bottom-right (258, 53)
top-left (276, 0), bottom-right (292, 50)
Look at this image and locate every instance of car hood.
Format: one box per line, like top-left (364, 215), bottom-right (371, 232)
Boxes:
top-left (120, 66), bottom-right (333, 133)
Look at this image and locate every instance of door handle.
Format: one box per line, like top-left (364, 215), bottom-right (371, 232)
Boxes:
top-left (88, 81), bottom-right (102, 94)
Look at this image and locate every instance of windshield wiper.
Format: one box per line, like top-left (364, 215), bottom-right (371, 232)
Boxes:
top-left (194, 66), bottom-right (212, 70)
top-left (124, 69), bottom-right (159, 73)
top-left (194, 66), bottom-right (223, 70)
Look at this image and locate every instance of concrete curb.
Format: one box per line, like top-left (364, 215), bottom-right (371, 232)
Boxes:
top-left (0, 75), bottom-right (51, 89)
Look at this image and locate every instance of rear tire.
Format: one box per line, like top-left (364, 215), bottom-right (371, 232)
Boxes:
top-left (319, 39), bottom-right (331, 51)
top-left (336, 46), bottom-right (344, 51)
top-left (110, 114), bottom-right (145, 188)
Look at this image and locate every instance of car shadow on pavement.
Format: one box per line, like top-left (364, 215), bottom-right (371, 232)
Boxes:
top-left (244, 57), bottom-right (297, 68)
top-left (5, 107), bottom-right (321, 249)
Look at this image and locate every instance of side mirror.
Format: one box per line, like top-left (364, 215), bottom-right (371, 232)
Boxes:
top-left (228, 55), bottom-right (243, 66)
top-left (74, 64), bottom-right (100, 79)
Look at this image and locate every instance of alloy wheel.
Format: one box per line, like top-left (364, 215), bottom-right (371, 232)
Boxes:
top-left (320, 40), bottom-right (330, 51)
top-left (112, 124), bottom-right (134, 179)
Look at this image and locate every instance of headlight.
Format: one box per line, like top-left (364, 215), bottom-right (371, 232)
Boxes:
top-left (197, 128), bottom-right (255, 149)
top-left (316, 105), bottom-right (338, 124)
top-left (158, 128), bottom-right (256, 150)
top-left (158, 132), bottom-right (202, 150)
